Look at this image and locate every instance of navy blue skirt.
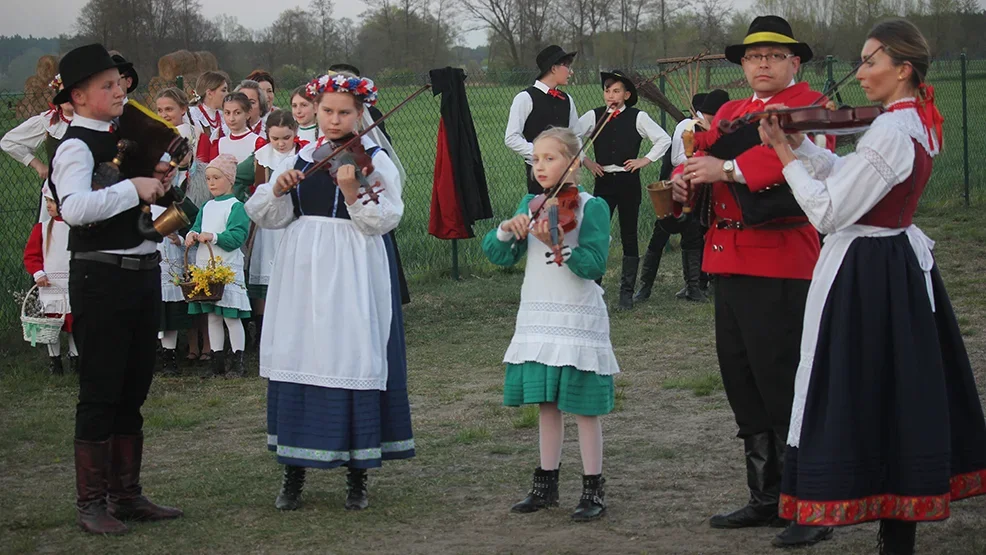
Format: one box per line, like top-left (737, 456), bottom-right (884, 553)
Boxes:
top-left (266, 234), bottom-right (415, 469)
top-left (780, 234), bottom-right (986, 526)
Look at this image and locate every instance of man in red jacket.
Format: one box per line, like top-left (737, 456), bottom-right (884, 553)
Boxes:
top-left (671, 16), bottom-right (834, 548)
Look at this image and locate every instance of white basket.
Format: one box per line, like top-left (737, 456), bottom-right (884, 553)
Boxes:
top-left (20, 284), bottom-right (66, 346)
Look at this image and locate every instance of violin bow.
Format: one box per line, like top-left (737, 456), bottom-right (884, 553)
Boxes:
top-left (810, 45), bottom-right (885, 108)
top-left (303, 83), bottom-right (432, 178)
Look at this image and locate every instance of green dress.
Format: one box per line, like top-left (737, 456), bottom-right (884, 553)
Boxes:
top-left (482, 190), bottom-right (618, 416)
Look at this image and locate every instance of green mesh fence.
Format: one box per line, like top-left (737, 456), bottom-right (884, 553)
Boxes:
top-left (0, 56), bottom-right (982, 335)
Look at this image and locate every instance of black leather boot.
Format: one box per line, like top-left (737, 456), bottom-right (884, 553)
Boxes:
top-left (275, 465), bottom-right (306, 510)
top-left (49, 355), bottom-right (64, 375)
top-left (772, 523), bottom-right (834, 548)
top-left (633, 247), bottom-right (663, 303)
top-left (74, 439), bottom-right (128, 535)
top-left (510, 467), bottom-right (559, 513)
top-left (878, 520), bottom-right (916, 555)
top-left (210, 350), bottom-right (225, 377)
top-left (571, 474), bottom-right (606, 521)
top-left (345, 467), bottom-right (369, 511)
top-left (618, 256), bottom-right (639, 310)
top-left (710, 432), bottom-right (783, 528)
top-left (106, 434), bottom-right (183, 522)
top-left (160, 349), bottom-right (178, 377)
top-left (225, 351), bottom-right (246, 378)
top-left (676, 249), bottom-right (707, 302)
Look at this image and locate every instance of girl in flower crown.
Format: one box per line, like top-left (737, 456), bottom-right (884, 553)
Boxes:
top-left (245, 71), bottom-right (412, 512)
top-left (1, 74), bottom-right (75, 221)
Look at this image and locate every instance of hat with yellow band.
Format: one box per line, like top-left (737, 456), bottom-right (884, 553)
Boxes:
top-left (725, 15), bottom-right (813, 65)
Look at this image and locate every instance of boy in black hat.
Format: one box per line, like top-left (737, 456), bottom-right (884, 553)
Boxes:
top-left (578, 70), bottom-right (671, 309)
top-left (48, 43), bottom-right (182, 535)
top-left (505, 45), bottom-right (581, 194)
top-left (635, 89), bottom-right (729, 304)
top-left (111, 53), bottom-right (139, 101)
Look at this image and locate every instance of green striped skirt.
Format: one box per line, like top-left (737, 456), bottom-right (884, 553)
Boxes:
top-left (503, 362), bottom-right (614, 416)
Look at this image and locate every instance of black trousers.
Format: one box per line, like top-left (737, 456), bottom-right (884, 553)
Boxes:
top-left (70, 258), bottom-right (161, 441)
top-left (714, 275), bottom-right (810, 439)
top-left (645, 214), bottom-right (706, 253)
top-left (596, 172), bottom-right (642, 258)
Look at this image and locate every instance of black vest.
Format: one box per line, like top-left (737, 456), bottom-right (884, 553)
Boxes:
top-left (591, 106), bottom-right (643, 166)
top-left (522, 87), bottom-right (570, 141)
top-left (289, 146), bottom-right (382, 219)
top-left (49, 126), bottom-right (145, 252)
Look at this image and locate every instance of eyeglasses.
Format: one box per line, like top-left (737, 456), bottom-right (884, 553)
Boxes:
top-left (741, 53), bottom-right (795, 64)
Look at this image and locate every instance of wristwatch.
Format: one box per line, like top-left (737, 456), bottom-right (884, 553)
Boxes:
top-left (722, 159), bottom-right (736, 181)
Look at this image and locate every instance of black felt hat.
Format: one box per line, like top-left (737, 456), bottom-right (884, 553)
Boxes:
top-left (600, 70), bottom-right (638, 107)
top-left (536, 45), bottom-right (577, 79)
top-left (691, 93), bottom-right (708, 115)
top-left (111, 54), bottom-right (139, 93)
top-left (698, 89), bottom-right (730, 116)
top-left (725, 15), bottom-right (813, 65)
top-left (53, 44), bottom-right (132, 105)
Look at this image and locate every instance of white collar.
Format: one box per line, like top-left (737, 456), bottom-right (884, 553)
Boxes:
top-left (533, 80), bottom-right (553, 93)
top-left (753, 79), bottom-right (797, 104)
top-left (70, 114), bottom-right (113, 132)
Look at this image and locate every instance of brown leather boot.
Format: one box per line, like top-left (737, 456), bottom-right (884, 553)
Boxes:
top-left (74, 439), bottom-right (128, 535)
top-left (106, 433), bottom-right (183, 522)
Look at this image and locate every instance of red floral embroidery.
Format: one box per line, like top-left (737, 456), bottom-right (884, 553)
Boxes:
top-left (780, 469), bottom-right (986, 526)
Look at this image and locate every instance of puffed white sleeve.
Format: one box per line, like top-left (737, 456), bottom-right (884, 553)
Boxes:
top-left (1, 114), bottom-right (47, 166)
top-left (244, 154), bottom-right (298, 230)
top-left (346, 148), bottom-right (403, 236)
top-left (791, 134), bottom-right (844, 180)
top-left (782, 121), bottom-right (916, 235)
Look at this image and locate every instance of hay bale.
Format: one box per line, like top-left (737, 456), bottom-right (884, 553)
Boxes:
top-left (36, 55), bottom-right (59, 82)
top-left (194, 51), bottom-right (218, 72)
top-left (158, 50), bottom-right (199, 81)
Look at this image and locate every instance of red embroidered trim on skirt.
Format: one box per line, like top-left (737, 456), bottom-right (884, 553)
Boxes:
top-left (779, 469), bottom-right (986, 526)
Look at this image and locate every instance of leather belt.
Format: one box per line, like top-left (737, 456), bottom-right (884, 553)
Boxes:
top-left (715, 219), bottom-right (745, 230)
top-left (72, 251), bottom-right (161, 270)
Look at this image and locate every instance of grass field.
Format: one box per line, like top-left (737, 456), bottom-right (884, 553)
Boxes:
top-left (1, 204), bottom-right (985, 554)
top-left (0, 60), bottom-right (983, 334)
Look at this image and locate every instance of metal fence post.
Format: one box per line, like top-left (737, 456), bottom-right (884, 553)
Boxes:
top-left (961, 52), bottom-right (969, 207)
top-left (176, 75), bottom-right (184, 90)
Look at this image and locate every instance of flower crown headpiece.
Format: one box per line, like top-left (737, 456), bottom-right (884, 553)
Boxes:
top-left (305, 73), bottom-right (378, 107)
top-left (48, 74), bottom-right (63, 92)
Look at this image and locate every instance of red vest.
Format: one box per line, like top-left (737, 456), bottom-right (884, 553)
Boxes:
top-left (856, 141), bottom-right (932, 228)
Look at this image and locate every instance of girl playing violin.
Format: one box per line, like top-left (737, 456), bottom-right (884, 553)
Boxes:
top-left (244, 71), bottom-right (412, 512)
top-left (482, 127), bottom-right (618, 522)
top-left (758, 19), bottom-right (986, 553)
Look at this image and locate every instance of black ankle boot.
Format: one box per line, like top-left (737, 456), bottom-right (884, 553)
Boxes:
top-left (225, 351), bottom-right (246, 378)
top-left (510, 467), bottom-right (559, 513)
top-left (571, 474), bottom-right (606, 521)
top-left (634, 247), bottom-right (663, 303)
top-left (878, 520), bottom-right (916, 555)
top-left (618, 256), bottom-right (639, 310)
top-left (160, 350), bottom-right (178, 377)
top-left (710, 432), bottom-right (783, 528)
top-left (275, 465), bottom-right (306, 510)
top-left (49, 355), bottom-right (64, 375)
top-left (345, 467), bottom-right (368, 510)
top-left (675, 249), bottom-right (707, 302)
top-left (210, 351), bottom-right (226, 377)
top-left (772, 523), bottom-right (834, 548)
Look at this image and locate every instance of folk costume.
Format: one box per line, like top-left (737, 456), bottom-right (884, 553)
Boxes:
top-left (672, 18), bottom-right (833, 546)
top-left (776, 94), bottom-right (986, 545)
top-left (505, 45), bottom-right (581, 194)
top-left (296, 122), bottom-right (319, 145)
top-left (636, 90), bottom-right (729, 304)
top-left (482, 185), bottom-right (617, 521)
top-left (47, 44), bottom-right (182, 535)
top-left (244, 74), bottom-right (413, 512)
top-left (578, 70), bottom-right (672, 309)
top-left (189, 102), bottom-right (229, 138)
top-left (23, 184), bottom-right (77, 374)
top-left (196, 128), bottom-right (259, 165)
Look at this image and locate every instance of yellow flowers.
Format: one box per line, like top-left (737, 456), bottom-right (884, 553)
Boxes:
top-left (179, 255), bottom-right (235, 298)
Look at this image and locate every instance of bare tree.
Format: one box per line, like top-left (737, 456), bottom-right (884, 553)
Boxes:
top-left (617, 0), bottom-right (652, 66)
top-left (461, 0), bottom-right (523, 66)
top-left (309, 0), bottom-right (335, 71)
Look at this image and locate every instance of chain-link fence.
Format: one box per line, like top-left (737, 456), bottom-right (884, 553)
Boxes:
top-left (1, 56), bottom-right (983, 336)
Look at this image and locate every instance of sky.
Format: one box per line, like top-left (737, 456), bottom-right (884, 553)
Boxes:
top-left (2, 0), bottom-right (984, 48)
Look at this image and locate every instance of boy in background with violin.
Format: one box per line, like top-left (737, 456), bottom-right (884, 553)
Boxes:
top-left (670, 16), bottom-right (834, 548)
top-left (579, 70), bottom-right (671, 309)
top-left (505, 45), bottom-right (582, 195)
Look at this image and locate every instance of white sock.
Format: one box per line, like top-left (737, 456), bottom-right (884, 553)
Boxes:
top-left (538, 403), bottom-right (564, 471)
top-left (226, 317), bottom-right (245, 352)
top-left (161, 330), bottom-right (178, 350)
top-left (576, 415), bottom-right (603, 475)
top-left (67, 333), bottom-right (78, 356)
top-left (47, 340), bottom-right (60, 357)
top-left (207, 313), bottom-right (225, 352)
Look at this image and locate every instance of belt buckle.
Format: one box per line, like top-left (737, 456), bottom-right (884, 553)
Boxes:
top-left (120, 256), bottom-right (141, 270)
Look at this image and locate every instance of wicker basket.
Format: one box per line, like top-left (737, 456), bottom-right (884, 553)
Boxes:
top-left (20, 284), bottom-right (66, 346)
top-left (179, 242), bottom-right (226, 302)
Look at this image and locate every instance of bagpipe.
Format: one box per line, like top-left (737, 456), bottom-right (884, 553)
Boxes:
top-left (89, 101), bottom-right (192, 241)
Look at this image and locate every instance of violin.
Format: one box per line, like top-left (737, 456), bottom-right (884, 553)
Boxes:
top-left (314, 137), bottom-right (383, 204)
top-left (718, 104), bottom-right (885, 135)
top-left (528, 184), bottom-right (580, 266)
